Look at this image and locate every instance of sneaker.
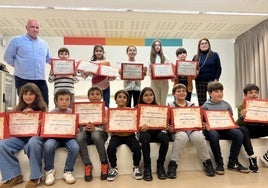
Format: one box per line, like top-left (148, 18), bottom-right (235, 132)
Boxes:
top-left (227, 161), bottom-right (250, 173)
top-left (25, 178), bottom-right (41, 188)
top-left (63, 171), bottom-right (76, 184)
top-left (132, 167), bottom-right (143, 180)
top-left (215, 164), bottom-right (225, 175)
top-left (0, 175), bottom-right (23, 188)
top-left (261, 151), bottom-right (268, 167)
top-left (84, 165), bottom-right (93, 182)
top-left (45, 169), bottom-right (55, 185)
top-left (167, 160), bottom-right (178, 179)
top-left (107, 168), bottom-right (118, 181)
top-left (100, 163), bottom-right (109, 180)
top-left (249, 157), bottom-right (259, 173)
top-left (143, 167), bottom-right (153, 181)
top-left (203, 159), bottom-right (215, 177)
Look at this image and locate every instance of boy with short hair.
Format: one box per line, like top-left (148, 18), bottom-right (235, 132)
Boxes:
top-left (76, 86), bottom-right (109, 181)
top-left (167, 84), bottom-right (215, 179)
top-left (236, 83), bottom-right (268, 171)
top-left (44, 89), bottom-right (80, 185)
top-left (203, 81), bottom-right (249, 175)
top-left (48, 47), bottom-right (78, 107)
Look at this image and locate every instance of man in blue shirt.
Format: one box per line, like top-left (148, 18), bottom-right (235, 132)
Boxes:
top-left (4, 19), bottom-right (51, 105)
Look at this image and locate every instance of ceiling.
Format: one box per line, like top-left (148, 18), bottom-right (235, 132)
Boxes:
top-left (0, 0), bottom-right (268, 39)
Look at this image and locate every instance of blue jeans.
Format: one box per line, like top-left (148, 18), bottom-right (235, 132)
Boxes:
top-left (43, 138), bottom-right (79, 172)
top-left (103, 87), bottom-right (110, 107)
top-left (204, 128), bottom-right (244, 165)
top-left (0, 136), bottom-right (43, 181)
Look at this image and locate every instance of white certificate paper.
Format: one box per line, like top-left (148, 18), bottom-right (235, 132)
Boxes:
top-left (76, 61), bottom-right (99, 74)
top-left (138, 105), bottom-right (169, 129)
top-left (107, 108), bottom-right (138, 132)
top-left (121, 63), bottom-right (144, 80)
top-left (171, 107), bottom-right (203, 130)
top-left (150, 63), bottom-right (175, 79)
top-left (99, 65), bottom-right (119, 77)
top-left (73, 102), bottom-right (104, 125)
top-left (176, 60), bottom-right (198, 76)
top-left (244, 99), bottom-right (268, 123)
top-left (41, 113), bottom-right (78, 138)
top-left (8, 112), bottom-right (41, 136)
top-left (51, 59), bottom-right (75, 75)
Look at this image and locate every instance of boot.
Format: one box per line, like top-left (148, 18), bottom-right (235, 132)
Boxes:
top-left (143, 165), bottom-right (153, 181)
top-left (157, 160), bottom-right (167, 180)
top-left (203, 159), bottom-right (215, 177)
top-left (167, 160), bottom-right (178, 179)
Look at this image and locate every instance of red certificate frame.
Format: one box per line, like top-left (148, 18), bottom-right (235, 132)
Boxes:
top-left (176, 60), bottom-right (198, 77)
top-left (41, 112), bottom-right (78, 138)
top-left (150, 63), bottom-right (175, 79)
top-left (107, 108), bottom-right (138, 132)
top-left (203, 110), bottom-right (238, 130)
top-left (121, 63), bottom-right (144, 80)
top-left (51, 59), bottom-right (76, 76)
top-left (137, 104), bottom-right (169, 130)
top-left (76, 60), bottom-right (99, 74)
top-left (72, 102), bottom-right (105, 125)
top-left (7, 111), bottom-right (42, 137)
top-left (0, 113), bottom-right (9, 139)
top-left (243, 99), bottom-right (268, 123)
top-left (99, 65), bottom-right (119, 77)
top-left (170, 107), bottom-right (203, 131)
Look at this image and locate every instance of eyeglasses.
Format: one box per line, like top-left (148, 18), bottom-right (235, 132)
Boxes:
top-left (200, 42), bottom-right (208, 45)
top-left (178, 51), bottom-right (187, 55)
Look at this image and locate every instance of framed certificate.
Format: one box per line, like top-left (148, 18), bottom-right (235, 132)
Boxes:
top-left (203, 110), bottom-right (238, 130)
top-left (7, 112), bottom-right (42, 137)
top-left (73, 102), bottom-right (105, 125)
top-left (121, 63), bottom-right (144, 80)
top-left (99, 65), bottom-right (119, 77)
top-left (176, 60), bottom-right (198, 76)
top-left (150, 63), bottom-right (175, 79)
top-left (137, 104), bottom-right (169, 130)
top-left (51, 59), bottom-right (75, 76)
top-left (170, 107), bottom-right (203, 131)
top-left (243, 99), bottom-right (268, 123)
top-left (41, 113), bottom-right (78, 138)
top-left (76, 61), bottom-right (99, 74)
top-left (0, 113), bottom-right (9, 139)
top-left (107, 108), bottom-right (138, 132)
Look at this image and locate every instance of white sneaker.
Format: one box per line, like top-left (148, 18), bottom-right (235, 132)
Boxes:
top-left (63, 171), bottom-right (76, 184)
top-left (45, 169), bottom-right (55, 186)
top-left (133, 167), bottom-right (143, 180)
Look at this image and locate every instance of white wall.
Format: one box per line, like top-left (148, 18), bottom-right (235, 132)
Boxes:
top-left (0, 37), bottom-right (237, 118)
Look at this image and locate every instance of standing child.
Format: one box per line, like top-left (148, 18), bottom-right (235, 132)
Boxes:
top-left (236, 83), bottom-right (268, 172)
top-left (48, 47), bottom-right (78, 107)
top-left (0, 83), bottom-right (47, 188)
top-left (43, 89), bottom-right (79, 185)
top-left (203, 81), bottom-right (249, 175)
top-left (76, 86), bottom-right (109, 181)
top-left (138, 87), bottom-right (170, 181)
top-left (106, 90), bottom-right (142, 181)
top-left (119, 46), bottom-right (145, 107)
top-left (145, 40), bottom-right (170, 105)
top-left (167, 84), bottom-right (215, 179)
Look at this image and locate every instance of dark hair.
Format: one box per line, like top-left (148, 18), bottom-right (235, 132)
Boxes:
top-left (172, 83), bottom-right (187, 94)
top-left (87, 86), bottom-right (103, 97)
top-left (15, 83), bottom-right (47, 112)
top-left (90, 44), bottom-right (105, 61)
top-left (193, 38), bottom-right (213, 61)
top-left (138, 87), bottom-right (158, 105)
top-left (54, 89), bottom-right (72, 103)
top-left (243, 83), bottom-right (259, 95)
top-left (114, 89), bottom-right (130, 104)
top-left (175, 48), bottom-right (187, 56)
top-left (150, 39), bottom-right (166, 64)
top-left (58, 47), bottom-right (70, 56)
top-left (207, 81), bottom-right (224, 93)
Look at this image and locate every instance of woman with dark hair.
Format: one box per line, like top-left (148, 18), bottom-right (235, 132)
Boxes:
top-left (193, 38), bottom-right (222, 106)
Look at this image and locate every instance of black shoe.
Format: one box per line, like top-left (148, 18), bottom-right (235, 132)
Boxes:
top-left (167, 160), bottom-right (178, 179)
top-left (203, 159), bottom-right (215, 177)
top-left (157, 161), bottom-right (167, 180)
top-left (143, 167), bottom-right (153, 181)
top-left (249, 157), bottom-right (259, 173)
top-left (215, 164), bottom-right (225, 175)
top-left (227, 161), bottom-right (250, 173)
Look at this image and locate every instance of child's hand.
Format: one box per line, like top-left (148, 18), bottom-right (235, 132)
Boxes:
top-left (85, 122), bottom-right (95, 131)
top-left (167, 124), bottom-right (174, 132)
top-left (141, 124), bottom-right (149, 132)
top-left (22, 108), bottom-right (34, 114)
